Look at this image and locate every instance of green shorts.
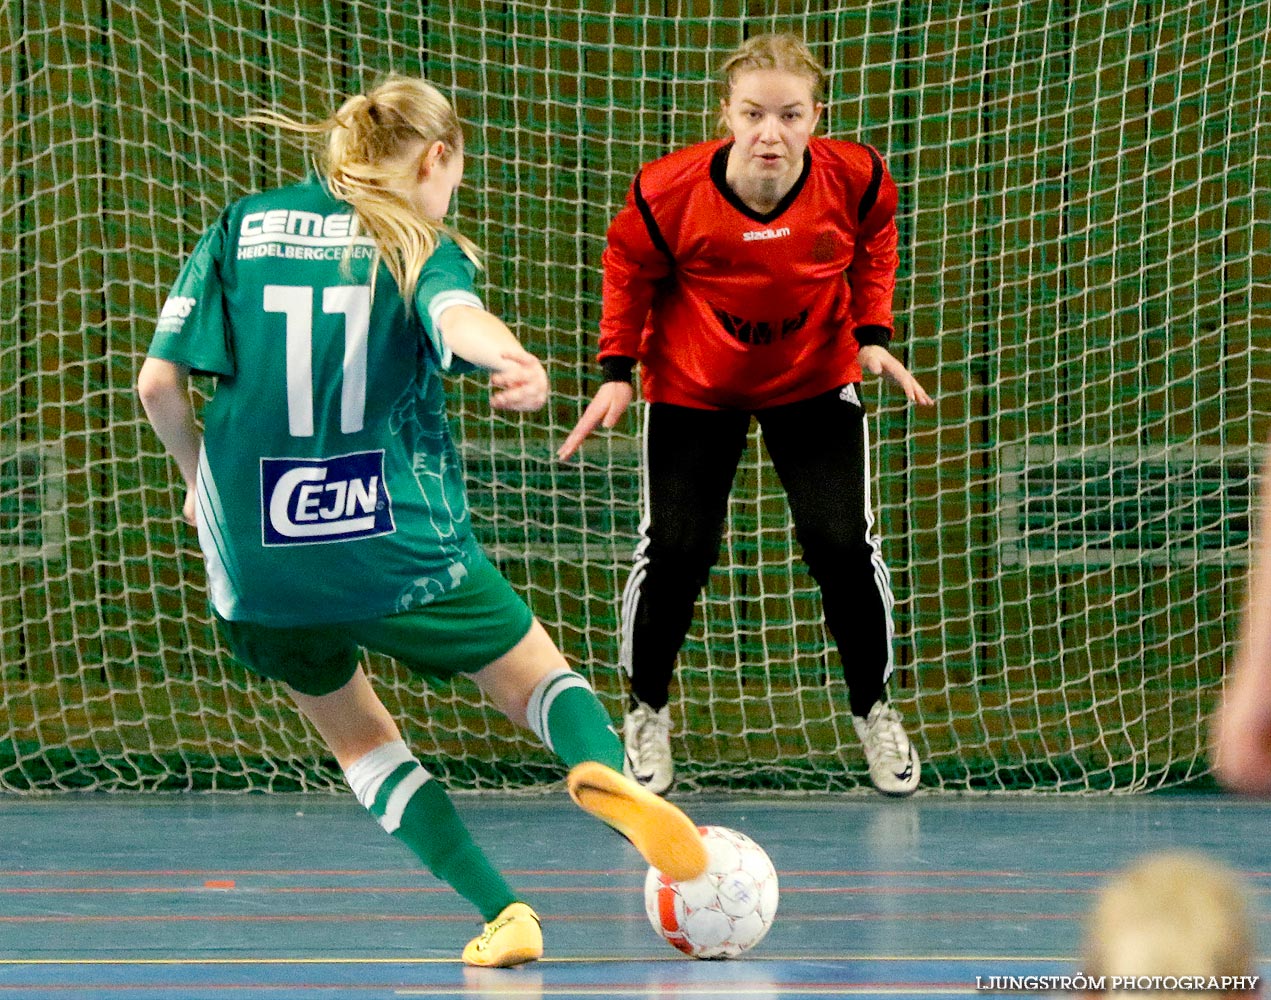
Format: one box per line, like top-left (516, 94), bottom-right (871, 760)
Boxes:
top-left (215, 553), bottom-right (534, 697)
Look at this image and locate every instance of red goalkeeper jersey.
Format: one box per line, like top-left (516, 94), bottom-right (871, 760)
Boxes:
top-left (599, 136), bottom-right (899, 410)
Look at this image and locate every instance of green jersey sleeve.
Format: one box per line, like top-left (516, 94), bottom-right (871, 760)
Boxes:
top-left (148, 215), bottom-right (235, 377)
top-left (413, 236), bottom-right (484, 373)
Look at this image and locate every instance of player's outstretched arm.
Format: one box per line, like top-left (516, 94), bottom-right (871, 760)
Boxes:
top-left (556, 381), bottom-right (634, 461)
top-left (1212, 436), bottom-right (1271, 795)
top-left (1213, 671), bottom-right (1271, 795)
top-left (137, 356), bottom-right (200, 525)
top-left (439, 305), bottom-right (548, 412)
top-left (857, 344), bottom-right (934, 406)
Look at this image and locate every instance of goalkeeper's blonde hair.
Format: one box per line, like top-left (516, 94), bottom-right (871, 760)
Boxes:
top-left (717, 32), bottom-right (827, 132)
top-left (1082, 851), bottom-right (1256, 1000)
top-left (244, 76), bottom-right (480, 306)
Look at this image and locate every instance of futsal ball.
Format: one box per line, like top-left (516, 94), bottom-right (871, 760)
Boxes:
top-left (644, 825), bottom-right (779, 959)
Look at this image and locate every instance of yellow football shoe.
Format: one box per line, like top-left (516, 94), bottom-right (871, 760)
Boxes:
top-left (461, 901), bottom-right (543, 968)
top-left (566, 761), bottom-right (707, 882)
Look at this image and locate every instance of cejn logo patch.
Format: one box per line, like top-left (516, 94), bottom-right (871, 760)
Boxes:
top-left (261, 450), bottom-right (394, 546)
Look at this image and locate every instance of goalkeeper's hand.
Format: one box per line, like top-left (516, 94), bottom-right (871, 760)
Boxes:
top-left (557, 381), bottom-right (634, 460)
top-left (857, 344), bottom-right (934, 406)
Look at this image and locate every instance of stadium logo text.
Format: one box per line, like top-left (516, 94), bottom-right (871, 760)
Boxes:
top-left (261, 450), bottom-right (394, 546)
top-left (742, 227), bottom-right (791, 242)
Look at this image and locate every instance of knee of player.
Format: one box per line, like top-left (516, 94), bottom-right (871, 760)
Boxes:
top-left (646, 534), bottom-right (726, 578)
top-left (798, 531), bottom-right (876, 570)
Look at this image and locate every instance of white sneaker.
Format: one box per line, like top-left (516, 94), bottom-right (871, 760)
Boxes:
top-left (853, 701), bottom-right (921, 797)
top-left (623, 702), bottom-right (674, 794)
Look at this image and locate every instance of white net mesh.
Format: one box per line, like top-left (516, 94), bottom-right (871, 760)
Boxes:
top-left (1, 1), bottom-right (1267, 792)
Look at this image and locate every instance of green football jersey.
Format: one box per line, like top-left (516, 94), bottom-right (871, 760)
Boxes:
top-left (148, 175), bottom-right (487, 625)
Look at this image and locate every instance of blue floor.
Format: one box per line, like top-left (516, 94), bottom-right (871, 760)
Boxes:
top-left (0, 793), bottom-right (1266, 997)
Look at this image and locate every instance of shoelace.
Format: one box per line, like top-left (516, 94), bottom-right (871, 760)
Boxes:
top-left (635, 711), bottom-right (669, 759)
top-left (474, 913), bottom-right (513, 951)
top-left (870, 707), bottom-right (909, 766)
top-left (475, 907), bottom-right (540, 951)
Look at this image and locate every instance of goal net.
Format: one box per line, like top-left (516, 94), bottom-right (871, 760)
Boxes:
top-left (2, 1), bottom-right (1267, 793)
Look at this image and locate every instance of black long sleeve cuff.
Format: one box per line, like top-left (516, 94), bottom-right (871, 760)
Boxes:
top-left (600, 355), bottom-right (637, 383)
top-left (854, 325), bottom-right (893, 348)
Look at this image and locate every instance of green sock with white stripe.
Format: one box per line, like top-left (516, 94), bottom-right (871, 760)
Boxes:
top-left (344, 741), bottom-right (516, 921)
top-left (525, 668), bottom-right (624, 771)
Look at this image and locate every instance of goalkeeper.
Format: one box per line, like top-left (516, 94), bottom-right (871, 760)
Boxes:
top-left (558, 33), bottom-right (933, 797)
top-left (137, 75), bottom-right (706, 968)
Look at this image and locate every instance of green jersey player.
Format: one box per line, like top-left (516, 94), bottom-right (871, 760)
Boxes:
top-left (138, 75), bottom-right (706, 968)
top-left (151, 183), bottom-right (490, 626)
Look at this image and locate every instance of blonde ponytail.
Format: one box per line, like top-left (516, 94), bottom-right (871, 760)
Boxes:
top-left (243, 76), bottom-right (481, 306)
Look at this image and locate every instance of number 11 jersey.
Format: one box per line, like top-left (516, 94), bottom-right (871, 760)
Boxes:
top-left (147, 175), bottom-right (483, 626)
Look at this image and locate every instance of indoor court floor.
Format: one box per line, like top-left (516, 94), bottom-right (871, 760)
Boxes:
top-left (0, 792), bottom-right (1266, 998)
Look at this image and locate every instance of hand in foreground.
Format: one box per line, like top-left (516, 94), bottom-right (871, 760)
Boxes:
top-left (556, 381), bottom-right (635, 460)
top-left (857, 344), bottom-right (934, 406)
top-left (182, 489), bottom-right (196, 526)
top-left (1211, 670), bottom-right (1271, 795)
top-left (490, 350), bottom-right (549, 412)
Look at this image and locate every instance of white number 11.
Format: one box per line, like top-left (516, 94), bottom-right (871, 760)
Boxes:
top-left (263, 284), bottom-right (370, 437)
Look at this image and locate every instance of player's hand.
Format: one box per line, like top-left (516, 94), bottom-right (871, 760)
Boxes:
top-left (490, 350), bottom-right (548, 412)
top-left (557, 381), bottom-right (634, 460)
top-left (1211, 674), bottom-right (1271, 795)
top-left (857, 345), bottom-right (934, 406)
top-left (182, 488), bottom-right (196, 526)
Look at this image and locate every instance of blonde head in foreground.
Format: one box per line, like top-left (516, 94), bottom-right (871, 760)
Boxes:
top-left (1083, 851), bottom-right (1259, 1000)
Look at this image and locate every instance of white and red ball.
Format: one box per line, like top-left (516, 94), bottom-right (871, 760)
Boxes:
top-left (644, 825), bottom-right (779, 959)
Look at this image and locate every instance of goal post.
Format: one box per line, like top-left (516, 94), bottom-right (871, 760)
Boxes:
top-left (2, 1), bottom-right (1266, 793)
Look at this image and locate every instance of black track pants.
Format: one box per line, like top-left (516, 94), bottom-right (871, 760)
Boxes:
top-left (619, 384), bottom-right (895, 718)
